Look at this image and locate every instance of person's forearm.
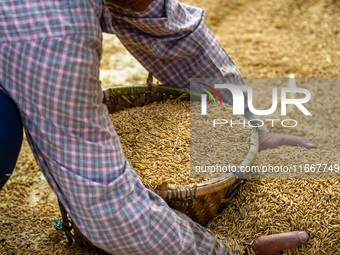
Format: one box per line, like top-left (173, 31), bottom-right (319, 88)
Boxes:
top-left (107, 0), bottom-right (269, 135)
top-left (108, 0), bottom-right (243, 90)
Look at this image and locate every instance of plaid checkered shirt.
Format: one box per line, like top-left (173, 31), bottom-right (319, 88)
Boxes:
top-left (0, 0), bottom-right (248, 254)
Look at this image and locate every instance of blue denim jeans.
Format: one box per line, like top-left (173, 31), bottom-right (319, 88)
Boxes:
top-left (0, 89), bottom-right (23, 190)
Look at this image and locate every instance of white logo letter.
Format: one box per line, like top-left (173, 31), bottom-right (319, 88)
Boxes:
top-left (247, 87), bottom-right (278, 115)
top-left (215, 84), bottom-right (245, 115)
top-left (281, 88), bottom-right (312, 115)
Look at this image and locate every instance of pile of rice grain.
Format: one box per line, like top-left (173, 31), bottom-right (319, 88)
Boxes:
top-left (109, 99), bottom-right (252, 188)
top-left (207, 146), bottom-right (340, 255)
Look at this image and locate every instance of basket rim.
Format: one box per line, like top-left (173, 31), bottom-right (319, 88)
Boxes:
top-left (103, 83), bottom-right (259, 197)
top-left (154, 129), bottom-right (258, 198)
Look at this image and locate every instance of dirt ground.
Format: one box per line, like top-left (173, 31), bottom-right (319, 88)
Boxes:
top-left (0, 0), bottom-right (339, 254)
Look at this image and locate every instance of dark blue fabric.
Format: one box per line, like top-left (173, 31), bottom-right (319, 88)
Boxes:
top-left (0, 90), bottom-right (23, 190)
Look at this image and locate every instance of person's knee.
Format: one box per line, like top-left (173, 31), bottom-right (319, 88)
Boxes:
top-left (0, 90), bottom-right (23, 188)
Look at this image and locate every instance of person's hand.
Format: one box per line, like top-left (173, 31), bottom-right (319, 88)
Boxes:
top-left (247, 231), bottom-right (309, 255)
top-left (259, 133), bottom-right (317, 152)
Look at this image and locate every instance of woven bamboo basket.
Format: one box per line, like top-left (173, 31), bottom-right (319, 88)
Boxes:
top-left (54, 81), bottom-right (259, 254)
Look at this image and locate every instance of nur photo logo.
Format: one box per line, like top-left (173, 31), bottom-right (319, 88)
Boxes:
top-left (197, 79), bottom-right (312, 128)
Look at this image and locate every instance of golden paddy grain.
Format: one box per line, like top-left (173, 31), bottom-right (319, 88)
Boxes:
top-left (109, 100), bottom-right (252, 188)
